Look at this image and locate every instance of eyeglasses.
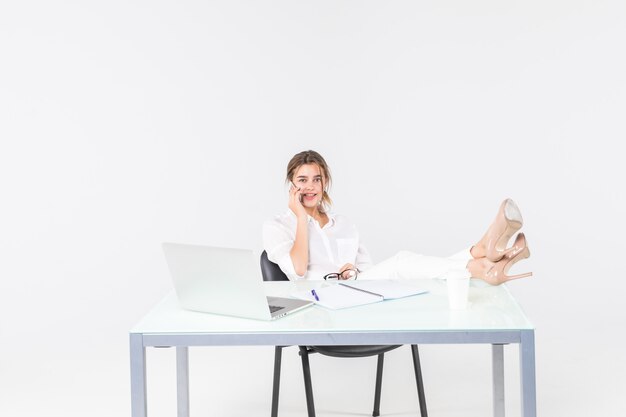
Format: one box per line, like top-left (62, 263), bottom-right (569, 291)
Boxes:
top-left (323, 268), bottom-right (359, 281)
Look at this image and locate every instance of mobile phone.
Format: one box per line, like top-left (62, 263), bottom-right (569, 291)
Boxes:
top-left (291, 182), bottom-right (303, 203)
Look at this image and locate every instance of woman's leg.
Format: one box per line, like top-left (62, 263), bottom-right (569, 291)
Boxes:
top-left (359, 249), bottom-right (472, 280)
top-left (358, 199), bottom-right (531, 283)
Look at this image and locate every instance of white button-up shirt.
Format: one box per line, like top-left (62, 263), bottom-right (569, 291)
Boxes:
top-left (262, 210), bottom-right (374, 281)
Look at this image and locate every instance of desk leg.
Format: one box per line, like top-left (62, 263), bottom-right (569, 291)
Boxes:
top-left (130, 333), bottom-right (147, 417)
top-left (176, 347), bottom-right (190, 417)
top-left (520, 330), bottom-right (537, 417)
top-left (492, 344), bottom-right (505, 417)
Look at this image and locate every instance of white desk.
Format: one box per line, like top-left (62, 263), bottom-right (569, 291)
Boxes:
top-left (130, 279), bottom-right (536, 417)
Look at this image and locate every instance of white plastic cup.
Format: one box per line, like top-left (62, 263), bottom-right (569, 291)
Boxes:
top-left (445, 268), bottom-right (470, 310)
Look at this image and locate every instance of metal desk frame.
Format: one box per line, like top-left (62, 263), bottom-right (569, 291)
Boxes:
top-left (130, 282), bottom-right (536, 417)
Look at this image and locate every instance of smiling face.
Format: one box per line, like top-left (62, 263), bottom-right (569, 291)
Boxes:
top-left (292, 163), bottom-right (325, 209)
top-left (286, 150), bottom-right (333, 212)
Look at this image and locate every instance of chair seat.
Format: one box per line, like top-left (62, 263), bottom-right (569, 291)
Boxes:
top-left (308, 345), bottom-right (401, 358)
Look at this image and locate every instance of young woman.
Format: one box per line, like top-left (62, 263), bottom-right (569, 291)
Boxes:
top-left (262, 150), bottom-right (531, 285)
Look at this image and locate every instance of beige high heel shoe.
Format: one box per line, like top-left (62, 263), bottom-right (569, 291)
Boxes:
top-left (476, 198), bottom-right (524, 262)
top-left (472, 235), bottom-right (532, 285)
top-left (506, 232), bottom-right (528, 259)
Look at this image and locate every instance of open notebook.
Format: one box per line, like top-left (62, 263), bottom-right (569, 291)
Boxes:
top-left (293, 280), bottom-right (428, 310)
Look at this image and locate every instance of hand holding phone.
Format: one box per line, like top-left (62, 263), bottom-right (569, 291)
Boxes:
top-left (291, 182), bottom-right (303, 203)
top-left (289, 181), bottom-right (306, 217)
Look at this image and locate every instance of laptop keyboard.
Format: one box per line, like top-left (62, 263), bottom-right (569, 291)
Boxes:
top-left (269, 305), bottom-right (284, 314)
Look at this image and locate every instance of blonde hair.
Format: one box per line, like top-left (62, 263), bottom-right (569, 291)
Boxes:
top-left (286, 150), bottom-right (333, 211)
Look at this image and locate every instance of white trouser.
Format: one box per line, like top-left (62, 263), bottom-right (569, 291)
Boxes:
top-left (358, 248), bottom-right (472, 280)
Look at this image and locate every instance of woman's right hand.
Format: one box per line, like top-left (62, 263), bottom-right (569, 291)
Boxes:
top-left (289, 182), bottom-right (307, 219)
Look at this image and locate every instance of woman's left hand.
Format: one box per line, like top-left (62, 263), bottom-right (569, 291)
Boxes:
top-left (338, 263), bottom-right (357, 280)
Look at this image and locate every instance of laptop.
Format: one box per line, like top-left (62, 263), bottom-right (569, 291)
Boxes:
top-left (162, 242), bottom-right (313, 320)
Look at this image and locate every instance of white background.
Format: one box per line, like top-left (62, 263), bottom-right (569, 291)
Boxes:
top-left (1, 1), bottom-right (625, 416)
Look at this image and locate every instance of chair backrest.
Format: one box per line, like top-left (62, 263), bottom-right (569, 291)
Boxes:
top-left (260, 250), bottom-right (289, 282)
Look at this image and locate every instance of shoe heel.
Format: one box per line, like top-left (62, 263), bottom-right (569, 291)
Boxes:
top-left (480, 246), bottom-right (532, 285)
top-left (505, 272), bottom-right (533, 281)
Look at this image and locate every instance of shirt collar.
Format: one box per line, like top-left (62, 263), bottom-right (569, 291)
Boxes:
top-left (321, 211), bottom-right (336, 227)
top-left (287, 210), bottom-right (336, 227)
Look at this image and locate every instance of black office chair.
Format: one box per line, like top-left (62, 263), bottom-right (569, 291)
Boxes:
top-left (260, 250), bottom-right (428, 417)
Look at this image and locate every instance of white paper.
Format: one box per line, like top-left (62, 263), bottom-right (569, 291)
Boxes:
top-left (292, 279), bottom-right (427, 310)
top-left (292, 284), bottom-right (382, 309)
top-left (340, 279), bottom-right (428, 300)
